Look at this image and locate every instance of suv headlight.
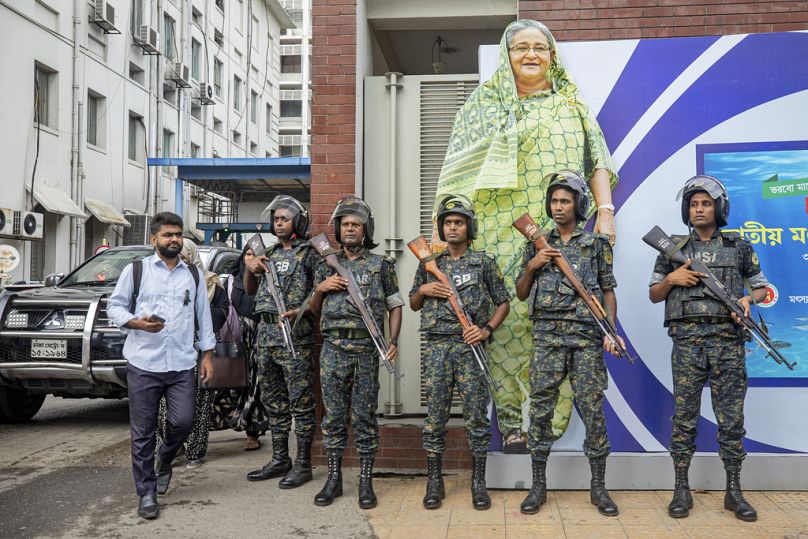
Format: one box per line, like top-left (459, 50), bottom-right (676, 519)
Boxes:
top-left (65, 314), bottom-right (86, 331)
top-left (5, 310), bottom-right (29, 328)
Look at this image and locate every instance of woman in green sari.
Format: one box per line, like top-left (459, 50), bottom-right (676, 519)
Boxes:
top-left (434, 19), bottom-right (619, 452)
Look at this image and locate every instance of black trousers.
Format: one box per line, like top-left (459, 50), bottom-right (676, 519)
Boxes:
top-left (127, 364), bottom-right (195, 496)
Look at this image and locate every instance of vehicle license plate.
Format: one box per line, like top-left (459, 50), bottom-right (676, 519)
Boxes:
top-left (31, 339), bottom-right (67, 359)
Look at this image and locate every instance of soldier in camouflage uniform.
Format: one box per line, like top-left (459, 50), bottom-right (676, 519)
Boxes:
top-left (515, 171), bottom-right (624, 517)
top-left (649, 176), bottom-right (768, 522)
top-left (244, 196), bottom-right (319, 489)
top-left (410, 195), bottom-right (510, 511)
top-left (308, 196), bottom-right (404, 510)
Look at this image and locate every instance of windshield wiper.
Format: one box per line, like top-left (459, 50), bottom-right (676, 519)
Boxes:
top-left (62, 280), bottom-right (117, 287)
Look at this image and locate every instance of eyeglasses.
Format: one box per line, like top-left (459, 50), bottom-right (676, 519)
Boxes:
top-left (508, 45), bottom-right (551, 56)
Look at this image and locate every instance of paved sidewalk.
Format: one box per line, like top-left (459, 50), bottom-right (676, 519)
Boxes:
top-left (366, 474), bottom-right (808, 538)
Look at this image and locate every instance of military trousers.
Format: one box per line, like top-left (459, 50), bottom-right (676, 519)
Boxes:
top-left (320, 336), bottom-right (380, 456)
top-left (255, 323), bottom-right (316, 441)
top-left (670, 334), bottom-right (747, 465)
top-left (422, 334), bottom-right (491, 454)
top-left (528, 320), bottom-right (610, 461)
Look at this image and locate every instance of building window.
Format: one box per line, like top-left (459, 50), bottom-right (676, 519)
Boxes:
top-left (281, 55), bottom-right (301, 74)
top-left (191, 100), bottom-right (202, 120)
top-left (34, 63), bottom-right (57, 128)
top-left (128, 112), bottom-right (144, 162)
top-left (163, 129), bottom-right (174, 158)
top-left (130, 0), bottom-right (144, 36)
top-left (251, 15), bottom-right (259, 49)
top-left (250, 141), bottom-right (258, 155)
top-left (213, 59), bottom-right (223, 97)
top-left (213, 116), bottom-right (223, 133)
top-left (163, 85), bottom-right (177, 107)
top-left (191, 39), bottom-right (201, 80)
top-left (215, 0), bottom-right (224, 13)
top-left (163, 14), bottom-right (176, 60)
top-left (128, 62), bottom-right (145, 84)
top-left (250, 90), bottom-right (258, 124)
top-left (233, 130), bottom-right (242, 146)
top-left (192, 7), bottom-right (203, 26)
top-left (87, 91), bottom-right (105, 148)
top-left (280, 100), bottom-right (302, 118)
top-left (191, 143), bottom-right (201, 158)
top-left (280, 145), bottom-right (301, 157)
top-left (236, 0), bottom-right (244, 32)
top-left (233, 76), bottom-right (242, 110)
top-left (265, 104), bottom-right (272, 134)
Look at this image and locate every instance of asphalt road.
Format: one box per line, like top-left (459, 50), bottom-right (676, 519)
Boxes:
top-left (0, 397), bottom-right (375, 538)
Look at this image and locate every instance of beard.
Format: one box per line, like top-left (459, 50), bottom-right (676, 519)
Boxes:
top-left (157, 243), bottom-right (182, 259)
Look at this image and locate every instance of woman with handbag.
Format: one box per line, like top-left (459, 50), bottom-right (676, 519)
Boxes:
top-left (155, 240), bottom-right (230, 468)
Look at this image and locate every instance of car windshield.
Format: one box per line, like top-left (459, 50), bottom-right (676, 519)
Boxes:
top-left (61, 250), bottom-right (152, 286)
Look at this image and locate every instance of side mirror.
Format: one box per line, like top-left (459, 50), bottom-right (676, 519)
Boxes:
top-left (44, 273), bottom-right (65, 287)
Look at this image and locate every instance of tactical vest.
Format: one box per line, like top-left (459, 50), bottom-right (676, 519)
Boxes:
top-left (420, 250), bottom-right (492, 333)
top-left (321, 253), bottom-right (389, 331)
top-left (530, 232), bottom-right (604, 322)
top-left (664, 233), bottom-right (743, 325)
top-left (254, 242), bottom-right (312, 315)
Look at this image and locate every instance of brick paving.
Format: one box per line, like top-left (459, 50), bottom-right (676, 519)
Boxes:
top-left (365, 474), bottom-right (808, 538)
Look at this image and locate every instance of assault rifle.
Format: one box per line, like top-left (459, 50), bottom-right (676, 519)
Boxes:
top-left (246, 234), bottom-right (297, 359)
top-left (309, 233), bottom-right (403, 380)
top-left (512, 213), bottom-right (635, 363)
top-left (406, 235), bottom-right (503, 399)
top-left (642, 225), bottom-right (796, 371)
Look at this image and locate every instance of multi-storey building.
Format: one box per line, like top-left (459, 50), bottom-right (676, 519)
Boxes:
top-left (0, 0), bottom-right (294, 283)
top-left (277, 0), bottom-right (310, 157)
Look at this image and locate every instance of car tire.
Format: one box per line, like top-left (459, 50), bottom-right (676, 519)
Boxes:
top-left (0, 386), bottom-right (46, 423)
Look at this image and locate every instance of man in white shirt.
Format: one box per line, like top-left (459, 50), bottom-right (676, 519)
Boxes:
top-left (107, 212), bottom-right (215, 520)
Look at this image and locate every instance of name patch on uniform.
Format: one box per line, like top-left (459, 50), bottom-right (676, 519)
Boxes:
top-left (355, 273), bottom-right (371, 285)
top-left (452, 273), bottom-right (472, 286)
top-left (275, 260), bottom-right (290, 273)
top-left (693, 251), bottom-right (718, 264)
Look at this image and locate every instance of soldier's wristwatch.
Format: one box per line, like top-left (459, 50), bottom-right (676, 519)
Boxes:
top-left (484, 324), bottom-right (495, 335)
top-left (390, 338), bottom-right (398, 346)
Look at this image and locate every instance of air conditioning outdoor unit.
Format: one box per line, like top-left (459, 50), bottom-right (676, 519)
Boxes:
top-left (166, 62), bottom-right (192, 88)
top-left (193, 82), bottom-right (215, 105)
top-left (15, 211), bottom-right (44, 240)
top-left (0, 208), bottom-right (13, 237)
top-left (135, 25), bottom-right (160, 55)
top-left (91, 0), bottom-right (119, 34)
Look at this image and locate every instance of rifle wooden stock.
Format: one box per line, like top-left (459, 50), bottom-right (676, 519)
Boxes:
top-left (512, 213), bottom-right (634, 362)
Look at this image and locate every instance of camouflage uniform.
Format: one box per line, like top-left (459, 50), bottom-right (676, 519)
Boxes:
top-left (410, 249), bottom-right (510, 454)
top-left (254, 239), bottom-right (319, 441)
top-left (519, 227), bottom-right (617, 460)
top-left (650, 230), bottom-right (768, 467)
top-left (316, 249), bottom-right (404, 456)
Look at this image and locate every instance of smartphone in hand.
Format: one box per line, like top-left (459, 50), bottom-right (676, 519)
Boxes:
top-left (150, 314), bottom-right (166, 324)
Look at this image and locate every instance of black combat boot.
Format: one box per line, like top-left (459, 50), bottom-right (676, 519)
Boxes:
top-left (520, 459), bottom-right (547, 514)
top-left (358, 455), bottom-right (377, 509)
top-left (724, 461), bottom-right (757, 522)
top-left (155, 457), bottom-right (173, 495)
top-left (471, 453), bottom-right (491, 510)
top-left (589, 457), bottom-right (619, 516)
top-left (423, 453), bottom-right (445, 510)
top-left (279, 437), bottom-right (313, 489)
top-left (314, 450), bottom-right (343, 506)
top-left (668, 461), bottom-right (693, 518)
top-left (247, 435), bottom-right (292, 481)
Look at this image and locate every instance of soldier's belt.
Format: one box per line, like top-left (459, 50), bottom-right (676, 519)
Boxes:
top-left (324, 328), bottom-right (371, 340)
top-left (259, 312), bottom-right (280, 324)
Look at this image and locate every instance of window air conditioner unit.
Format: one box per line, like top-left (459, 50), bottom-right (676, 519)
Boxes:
top-left (193, 82), bottom-right (215, 105)
top-left (91, 0), bottom-right (119, 34)
top-left (136, 25), bottom-right (160, 55)
top-left (0, 208), bottom-right (13, 237)
top-left (166, 62), bottom-right (192, 88)
top-left (15, 211), bottom-right (44, 240)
